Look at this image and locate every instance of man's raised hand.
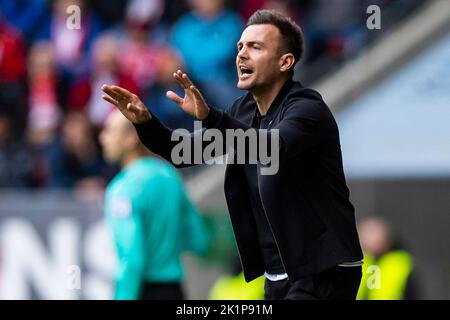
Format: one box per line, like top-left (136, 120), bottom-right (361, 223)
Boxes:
top-left (101, 85), bottom-right (152, 124)
top-left (166, 70), bottom-right (210, 121)
top-left (102, 70), bottom-right (209, 124)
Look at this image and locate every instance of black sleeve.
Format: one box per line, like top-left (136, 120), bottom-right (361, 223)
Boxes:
top-left (203, 99), bottom-right (329, 164)
top-left (133, 97), bottom-right (328, 168)
top-left (133, 103), bottom-right (239, 168)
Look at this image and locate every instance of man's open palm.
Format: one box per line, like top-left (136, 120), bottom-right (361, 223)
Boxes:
top-left (166, 70), bottom-right (210, 121)
top-left (102, 70), bottom-right (209, 123)
top-left (101, 85), bottom-right (152, 124)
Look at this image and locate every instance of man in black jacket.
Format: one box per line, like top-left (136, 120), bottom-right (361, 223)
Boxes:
top-left (101, 9), bottom-right (363, 300)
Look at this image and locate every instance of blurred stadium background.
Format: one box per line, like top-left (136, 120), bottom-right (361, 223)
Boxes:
top-left (0, 0), bottom-right (449, 299)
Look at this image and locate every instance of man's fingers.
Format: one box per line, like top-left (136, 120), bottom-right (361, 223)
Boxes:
top-left (111, 85), bottom-right (134, 99)
top-left (102, 95), bottom-right (119, 106)
top-left (102, 85), bottom-right (122, 101)
top-left (190, 85), bottom-right (205, 103)
top-left (173, 72), bottom-right (188, 89)
top-left (182, 73), bottom-right (194, 88)
top-left (166, 90), bottom-right (184, 105)
top-left (173, 70), bottom-right (195, 90)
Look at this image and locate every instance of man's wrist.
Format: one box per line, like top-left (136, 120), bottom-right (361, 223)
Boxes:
top-left (136, 110), bottom-right (154, 124)
top-left (198, 107), bottom-right (211, 121)
top-left (133, 112), bottom-right (156, 128)
top-left (136, 117), bottom-right (152, 125)
top-left (202, 105), bottom-right (223, 128)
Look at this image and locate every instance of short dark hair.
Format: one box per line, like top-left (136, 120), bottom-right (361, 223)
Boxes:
top-left (247, 9), bottom-right (304, 66)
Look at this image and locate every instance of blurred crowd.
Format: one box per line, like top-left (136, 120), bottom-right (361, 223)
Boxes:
top-left (0, 0), bottom-right (423, 191)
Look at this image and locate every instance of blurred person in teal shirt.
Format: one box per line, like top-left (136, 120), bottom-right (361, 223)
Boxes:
top-left (171, 0), bottom-right (243, 108)
top-left (100, 110), bottom-right (211, 300)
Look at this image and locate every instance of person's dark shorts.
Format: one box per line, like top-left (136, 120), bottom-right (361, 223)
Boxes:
top-left (264, 266), bottom-right (362, 300)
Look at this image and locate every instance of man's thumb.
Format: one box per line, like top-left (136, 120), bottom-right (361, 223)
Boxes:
top-left (166, 91), bottom-right (183, 106)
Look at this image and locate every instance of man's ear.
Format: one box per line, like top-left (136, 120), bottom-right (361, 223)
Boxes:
top-left (279, 53), bottom-right (295, 73)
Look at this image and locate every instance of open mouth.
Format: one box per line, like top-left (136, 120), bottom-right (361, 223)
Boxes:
top-left (239, 65), bottom-right (254, 77)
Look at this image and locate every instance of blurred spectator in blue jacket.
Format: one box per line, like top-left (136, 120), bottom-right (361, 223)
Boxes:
top-left (0, 0), bottom-right (51, 45)
top-left (171, 0), bottom-right (243, 108)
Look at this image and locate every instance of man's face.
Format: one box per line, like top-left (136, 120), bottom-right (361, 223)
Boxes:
top-left (236, 24), bottom-right (283, 91)
top-left (99, 111), bottom-right (128, 164)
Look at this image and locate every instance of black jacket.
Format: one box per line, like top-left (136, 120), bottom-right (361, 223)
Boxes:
top-left (135, 79), bottom-right (363, 282)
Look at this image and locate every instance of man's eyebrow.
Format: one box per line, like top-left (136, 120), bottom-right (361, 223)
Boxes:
top-left (237, 41), bottom-right (264, 47)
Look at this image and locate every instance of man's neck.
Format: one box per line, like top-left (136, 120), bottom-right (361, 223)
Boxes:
top-left (121, 147), bottom-right (156, 168)
top-left (121, 151), bottom-right (145, 169)
top-left (252, 77), bottom-right (289, 116)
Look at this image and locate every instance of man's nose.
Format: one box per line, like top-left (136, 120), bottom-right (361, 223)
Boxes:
top-left (237, 47), bottom-right (249, 60)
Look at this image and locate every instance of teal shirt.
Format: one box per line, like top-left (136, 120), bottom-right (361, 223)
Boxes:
top-left (104, 158), bottom-right (210, 300)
